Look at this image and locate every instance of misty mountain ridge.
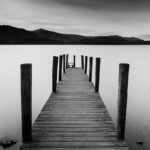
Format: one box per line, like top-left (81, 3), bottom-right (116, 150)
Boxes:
top-left (0, 25), bottom-right (149, 44)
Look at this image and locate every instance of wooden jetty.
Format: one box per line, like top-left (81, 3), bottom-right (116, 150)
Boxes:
top-left (20, 55), bottom-right (129, 150)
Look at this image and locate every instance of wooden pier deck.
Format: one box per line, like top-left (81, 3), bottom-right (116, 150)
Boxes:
top-left (21, 68), bottom-right (129, 150)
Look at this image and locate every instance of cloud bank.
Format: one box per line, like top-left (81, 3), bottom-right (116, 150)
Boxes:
top-left (0, 0), bottom-right (150, 37)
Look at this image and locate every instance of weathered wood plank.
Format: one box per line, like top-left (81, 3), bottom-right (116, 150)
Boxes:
top-left (32, 127), bottom-right (116, 132)
top-left (22, 141), bottom-right (127, 148)
top-left (22, 148), bottom-right (129, 150)
top-left (33, 123), bottom-right (115, 128)
top-left (33, 122), bottom-right (115, 127)
top-left (32, 136), bottom-right (123, 142)
top-left (32, 131), bottom-right (117, 137)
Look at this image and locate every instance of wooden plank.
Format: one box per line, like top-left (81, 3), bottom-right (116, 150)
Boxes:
top-left (22, 148), bottom-right (129, 150)
top-left (32, 131), bottom-right (117, 137)
top-left (38, 112), bottom-right (110, 116)
top-left (35, 118), bottom-right (113, 122)
top-left (32, 136), bottom-right (123, 142)
top-left (37, 115), bottom-right (112, 118)
top-left (32, 127), bottom-right (116, 132)
top-left (22, 141), bottom-right (127, 148)
top-left (33, 122), bottom-right (115, 127)
top-left (21, 68), bottom-right (129, 150)
top-left (33, 124), bottom-right (115, 128)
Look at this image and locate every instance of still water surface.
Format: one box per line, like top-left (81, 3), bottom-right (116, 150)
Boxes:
top-left (0, 46), bottom-right (150, 150)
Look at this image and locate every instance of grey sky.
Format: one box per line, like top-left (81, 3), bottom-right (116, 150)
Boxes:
top-left (1, 0), bottom-right (150, 39)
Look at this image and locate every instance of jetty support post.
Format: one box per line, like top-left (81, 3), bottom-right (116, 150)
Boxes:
top-left (85, 56), bottom-right (88, 74)
top-left (81, 55), bottom-right (84, 69)
top-left (59, 55), bottom-right (63, 81)
top-left (95, 58), bottom-right (101, 92)
top-left (117, 63), bottom-right (129, 139)
top-left (52, 56), bottom-right (58, 92)
top-left (21, 63), bottom-right (32, 143)
top-left (63, 54), bottom-right (65, 73)
top-left (89, 57), bottom-right (93, 82)
top-left (66, 54), bottom-right (69, 69)
top-left (73, 55), bottom-right (76, 68)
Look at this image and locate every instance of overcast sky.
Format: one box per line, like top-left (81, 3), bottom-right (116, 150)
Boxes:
top-left (1, 0), bottom-right (150, 39)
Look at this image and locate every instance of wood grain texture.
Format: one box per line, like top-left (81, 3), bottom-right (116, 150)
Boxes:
top-left (52, 56), bottom-right (58, 92)
top-left (95, 58), bottom-right (100, 92)
top-left (63, 54), bottom-right (65, 74)
top-left (84, 56), bottom-right (88, 74)
top-left (59, 55), bottom-right (63, 81)
top-left (21, 68), bottom-right (129, 150)
top-left (73, 55), bottom-right (75, 68)
top-left (89, 57), bottom-right (93, 82)
top-left (117, 64), bottom-right (129, 139)
top-left (81, 55), bottom-right (84, 69)
top-left (21, 64), bottom-right (32, 143)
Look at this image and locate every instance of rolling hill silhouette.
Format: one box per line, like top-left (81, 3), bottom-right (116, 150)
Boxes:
top-left (0, 25), bottom-right (150, 44)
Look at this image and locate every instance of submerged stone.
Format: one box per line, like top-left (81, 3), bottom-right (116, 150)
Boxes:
top-left (136, 140), bottom-right (143, 145)
top-left (0, 136), bottom-right (17, 148)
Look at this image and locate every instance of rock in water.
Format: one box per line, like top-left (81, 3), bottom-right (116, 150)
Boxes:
top-left (0, 136), bottom-right (17, 148)
top-left (136, 140), bottom-right (143, 145)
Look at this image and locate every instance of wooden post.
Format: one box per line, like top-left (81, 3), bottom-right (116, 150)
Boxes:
top-left (63, 54), bottom-right (65, 73)
top-left (52, 56), bottom-right (58, 92)
top-left (73, 55), bottom-right (76, 68)
top-left (67, 54), bottom-right (69, 68)
top-left (85, 56), bottom-right (88, 74)
top-left (66, 54), bottom-right (68, 69)
top-left (89, 57), bottom-right (93, 82)
top-left (95, 58), bottom-right (100, 92)
top-left (21, 64), bottom-right (32, 143)
top-left (81, 55), bottom-right (84, 69)
top-left (59, 55), bottom-right (63, 81)
top-left (117, 63), bottom-right (129, 139)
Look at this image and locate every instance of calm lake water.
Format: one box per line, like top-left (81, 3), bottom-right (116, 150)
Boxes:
top-left (0, 45), bottom-right (150, 150)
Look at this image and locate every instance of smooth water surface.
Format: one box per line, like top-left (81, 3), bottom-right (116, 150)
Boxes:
top-left (0, 45), bottom-right (150, 150)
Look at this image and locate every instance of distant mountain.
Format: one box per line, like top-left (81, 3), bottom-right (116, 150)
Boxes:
top-left (139, 34), bottom-right (150, 41)
top-left (34, 29), bottom-right (85, 43)
top-left (77, 35), bottom-right (147, 45)
top-left (0, 25), bottom-right (61, 44)
top-left (0, 25), bottom-right (150, 44)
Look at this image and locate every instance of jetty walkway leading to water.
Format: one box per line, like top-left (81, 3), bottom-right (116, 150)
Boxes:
top-left (20, 55), bottom-right (129, 150)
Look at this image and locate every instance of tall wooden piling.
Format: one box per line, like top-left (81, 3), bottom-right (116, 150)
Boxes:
top-left (63, 54), bottom-right (65, 73)
top-left (73, 55), bottom-right (76, 68)
top-left (89, 57), bottom-right (93, 82)
top-left (85, 56), bottom-right (88, 74)
top-left (59, 55), bottom-right (63, 81)
top-left (21, 64), bottom-right (32, 143)
top-left (117, 63), bottom-right (129, 139)
top-left (52, 56), bottom-right (58, 92)
top-left (81, 55), bottom-right (84, 69)
top-left (95, 58), bottom-right (100, 92)
top-left (66, 54), bottom-right (69, 69)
